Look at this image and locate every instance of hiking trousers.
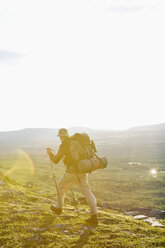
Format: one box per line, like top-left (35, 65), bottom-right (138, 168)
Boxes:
top-left (55, 172), bottom-right (97, 216)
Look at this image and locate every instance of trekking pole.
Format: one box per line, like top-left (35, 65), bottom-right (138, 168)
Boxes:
top-left (48, 149), bottom-right (78, 216)
top-left (49, 159), bottom-right (62, 210)
top-left (71, 188), bottom-right (79, 217)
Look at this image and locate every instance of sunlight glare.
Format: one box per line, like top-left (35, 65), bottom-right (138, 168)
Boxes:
top-left (6, 149), bottom-right (35, 176)
top-left (150, 169), bottom-right (157, 178)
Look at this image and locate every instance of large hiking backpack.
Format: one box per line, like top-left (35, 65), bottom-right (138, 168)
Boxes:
top-left (69, 133), bottom-right (108, 173)
top-left (70, 133), bottom-right (93, 161)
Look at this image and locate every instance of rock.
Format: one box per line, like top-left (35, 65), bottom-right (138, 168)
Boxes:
top-left (149, 210), bottom-right (165, 219)
top-left (133, 215), bottom-right (148, 220)
top-left (129, 208), bottom-right (165, 219)
top-left (144, 217), bottom-right (164, 227)
top-left (131, 208), bottom-right (152, 216)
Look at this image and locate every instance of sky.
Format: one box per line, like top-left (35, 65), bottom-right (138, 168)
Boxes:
top-left (0, 0), bottom-right (165, 131)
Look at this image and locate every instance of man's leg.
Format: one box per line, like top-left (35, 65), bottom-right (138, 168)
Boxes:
top-left (77, 174), bottom-right (97, 217)
top-left (54, 172), bottom-right (75, 209)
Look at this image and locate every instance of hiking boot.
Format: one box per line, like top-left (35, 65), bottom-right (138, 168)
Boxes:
top-left (85, 214), bottom-right (98, 225)
top-left (50, 205), bottom-right (62, 215)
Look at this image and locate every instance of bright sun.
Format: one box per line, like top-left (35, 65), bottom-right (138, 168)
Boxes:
top-left (150, 169), bottom-right (157, 176)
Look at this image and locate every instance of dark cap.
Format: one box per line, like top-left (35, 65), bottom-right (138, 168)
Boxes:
top-left (57, 128), bottom-right (69, 137)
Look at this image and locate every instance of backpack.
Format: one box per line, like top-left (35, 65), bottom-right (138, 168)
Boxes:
top-left (68, 133), bottom-right (108, 173)
top-left (69, 133), bottom-right (94, 161)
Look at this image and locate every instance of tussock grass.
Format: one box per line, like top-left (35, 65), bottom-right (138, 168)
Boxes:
top-left (0, 173), bottom-right (165, 248)
top-left (0, 154), bottom-right (165, 247)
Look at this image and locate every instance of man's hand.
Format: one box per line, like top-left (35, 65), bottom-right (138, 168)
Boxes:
top-left (47, 148), bottom-right (53, 156)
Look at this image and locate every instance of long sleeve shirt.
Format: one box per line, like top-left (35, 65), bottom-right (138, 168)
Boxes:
top-left (49, 144), bottom-right (64, 164)
top-left (49, 137), bottom-right (73, 166)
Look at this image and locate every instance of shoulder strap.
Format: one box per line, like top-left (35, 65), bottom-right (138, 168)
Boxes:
top-left (88, 146), bottom-right (102, 162)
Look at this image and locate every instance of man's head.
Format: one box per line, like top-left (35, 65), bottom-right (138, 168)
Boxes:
top-left (57, 128), bottom-right (69, 142)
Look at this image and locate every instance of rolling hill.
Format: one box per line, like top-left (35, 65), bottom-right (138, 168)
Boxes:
top-left (0, 124), bottom-right (165, 160)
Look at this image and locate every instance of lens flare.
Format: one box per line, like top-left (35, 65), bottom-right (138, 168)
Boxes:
top-left (6, 149), bottom-right (35, 176)
top-left (150, 169), bottom-right (157, 177)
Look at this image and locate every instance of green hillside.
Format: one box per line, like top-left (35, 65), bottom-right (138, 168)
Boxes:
top-left (1, 152), bottom-right (165, 211)
top-left (0, 173), bottom-right (165, 248)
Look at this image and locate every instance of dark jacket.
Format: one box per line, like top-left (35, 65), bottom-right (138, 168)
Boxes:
top-left (50, 137), bottom-right (74, 167)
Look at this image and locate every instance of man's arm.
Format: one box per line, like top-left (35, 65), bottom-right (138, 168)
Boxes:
top-left (47, 145), bottom-right (64, 164)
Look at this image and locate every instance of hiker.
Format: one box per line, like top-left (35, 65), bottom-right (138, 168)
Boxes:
top-left (46, 128), bottom-right (98, 225)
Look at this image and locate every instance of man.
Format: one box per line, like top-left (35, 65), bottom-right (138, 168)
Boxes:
top-left (47, 128), bottom-right (98, 225)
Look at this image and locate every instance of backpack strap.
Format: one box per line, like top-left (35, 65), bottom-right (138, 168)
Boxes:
top-left (88, 146), bottom-right (102, 165)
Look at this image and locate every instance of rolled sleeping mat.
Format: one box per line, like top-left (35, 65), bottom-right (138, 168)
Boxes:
top-left (77, 156), bottom-right (108, 173)
top-left (99, 157), bottom-right (108, 169)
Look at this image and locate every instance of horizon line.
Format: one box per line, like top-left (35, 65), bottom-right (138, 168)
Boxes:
top-left (0, 122), bottom-right (165, 133)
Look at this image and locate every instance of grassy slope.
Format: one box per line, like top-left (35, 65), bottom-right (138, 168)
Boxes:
top-left (0, 174), bottom-right (165, 248)
top-left (1, 153), bottom-right (165, 211)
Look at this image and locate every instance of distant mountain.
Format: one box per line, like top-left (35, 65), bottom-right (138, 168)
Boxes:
top-left (128, 123), bottom-right (165, 132)
top-left (0, 128), bottom-right (59, 154)
top-left (0, 124), bottom-right (165, 160)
